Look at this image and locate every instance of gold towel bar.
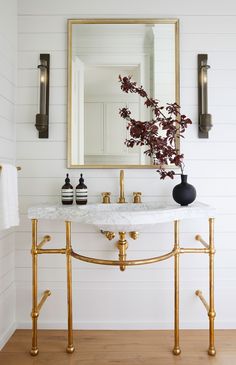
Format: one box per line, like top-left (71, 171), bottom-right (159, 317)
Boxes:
top-left (0, 165), bottom-right (21, 171)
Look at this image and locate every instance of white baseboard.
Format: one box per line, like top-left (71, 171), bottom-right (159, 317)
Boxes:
top-left (0, 322), bottom-right (16, 350)
top-left (16, 320), bottom-right (236, 330)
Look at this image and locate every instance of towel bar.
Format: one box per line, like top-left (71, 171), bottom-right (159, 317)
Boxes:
top-left (0, 165), bottom-right (21, 171)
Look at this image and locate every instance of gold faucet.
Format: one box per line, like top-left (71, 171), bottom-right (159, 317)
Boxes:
top-left (118, 170), bottom-right (126, 203)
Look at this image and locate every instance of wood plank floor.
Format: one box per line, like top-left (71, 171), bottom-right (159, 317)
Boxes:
top-left (0, 330), bottom-right (236, 365)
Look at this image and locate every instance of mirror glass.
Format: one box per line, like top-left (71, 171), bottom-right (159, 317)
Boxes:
top-left (68, 19), bottom-right (179, 168)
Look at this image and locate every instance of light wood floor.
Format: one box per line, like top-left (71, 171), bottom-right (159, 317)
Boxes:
top-left (0, 330), bottom-right (236, 365)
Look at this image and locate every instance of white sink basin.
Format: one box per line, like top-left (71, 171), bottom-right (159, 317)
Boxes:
top-left (28, 202), bottom-right (215, 232)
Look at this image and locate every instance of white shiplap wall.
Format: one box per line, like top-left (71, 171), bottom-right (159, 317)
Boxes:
top-left (0, 0), bottom-right (17, 349)
top-left (16, 0), bottom-right (236, 330)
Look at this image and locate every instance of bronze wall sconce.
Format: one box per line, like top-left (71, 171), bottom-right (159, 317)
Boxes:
top-left (35, 54), bottom-right (50, 138)
top-left (198, 54), bottom-right (212, 138)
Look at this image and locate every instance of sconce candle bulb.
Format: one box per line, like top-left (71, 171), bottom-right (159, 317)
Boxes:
top-left (198, 54), bottom-right (212, 138)
top-left (35, 54), bottom-right (50, 138)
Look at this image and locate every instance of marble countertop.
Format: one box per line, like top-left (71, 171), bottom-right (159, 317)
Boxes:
top-left (28, 201), bottom-right (216, 232)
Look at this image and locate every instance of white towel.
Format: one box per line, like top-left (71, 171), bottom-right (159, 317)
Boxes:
top-left (0, 163), bottom-right (19, 230)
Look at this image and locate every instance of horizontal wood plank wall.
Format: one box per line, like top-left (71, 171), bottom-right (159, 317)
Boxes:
top-left (16, 0), bottom-right (236, 330)
top-left (0, 0), bottom-right (17, 350)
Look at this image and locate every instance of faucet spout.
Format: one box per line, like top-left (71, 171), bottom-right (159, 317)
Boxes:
top-left (118, 170), bottom-right (126, 203)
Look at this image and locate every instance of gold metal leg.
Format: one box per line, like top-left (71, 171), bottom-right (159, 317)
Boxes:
top-left (30, 219), bottom-right (39, 356)
top-left (117, 232), bottom-right (128, 271)
top-left (65, 221), bottom-right (75, 354)
top-left (173, 220), bottom-right (181, 355)
top-left (208, 218), bottom-right (216, 356)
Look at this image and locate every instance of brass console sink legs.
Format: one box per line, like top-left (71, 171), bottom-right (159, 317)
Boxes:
top-left (30, 220), bottom-right (52, 356)
top-left (30, 217), bottom-right (216, 357)
top-left (173, 220), bottom-right (181, 356)
top-left (65, 221), bottom-right (75, 354)
top-left (195, 218), bottom-right (216, 356)
top-left (30, 219), bottom-right (74, 356)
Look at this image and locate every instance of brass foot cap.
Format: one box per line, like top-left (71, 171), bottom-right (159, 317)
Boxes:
top-left (208, 347), bottom-right (216, 356)
top-left (172, 347), bottom-right (181, 356)
top-left (66, 345), bottom-right (75, 354)
top-left (30, 348), bottom-right (39, 356)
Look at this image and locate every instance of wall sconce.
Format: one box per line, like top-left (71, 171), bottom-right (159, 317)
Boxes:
top-left (198, 54), bottom-right (212, 138)
top-left (35, 54), bottom-right (50, 138)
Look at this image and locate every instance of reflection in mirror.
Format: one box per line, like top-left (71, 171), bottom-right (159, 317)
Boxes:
top-left (68, 20), bottom-right (179, 168)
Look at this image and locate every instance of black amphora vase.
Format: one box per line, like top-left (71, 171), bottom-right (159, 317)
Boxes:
top-left (172, 174), bottom-right (196, 206)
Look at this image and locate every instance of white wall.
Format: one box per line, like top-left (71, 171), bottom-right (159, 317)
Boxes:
top-left (0, 0), bottom-right (17, 349)
top-left (16, 0), bottom-right (236, 331)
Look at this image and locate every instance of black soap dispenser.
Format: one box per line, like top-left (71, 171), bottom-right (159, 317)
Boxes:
top-left (61, 173), bottom-right (73, 205)
top-left (76, 174), bottom-right (87, 205)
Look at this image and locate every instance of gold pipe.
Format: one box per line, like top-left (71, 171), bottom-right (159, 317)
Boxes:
top-left (118, 170), bottom-right (126, 203)
top-left (195, 234), bottom-right (209, 249)
top-left (37, 235), bottom-right (51, 249)
top-left (180, 247), bottom-right (209, 254)
top-left (173, 220), bottom-right (181, 356)
top-left (195, 290), bottom-right (209, 312)
top-left (37, 248), bottom-right (66, 254)
top-left (65, 221), bottom-right (75, 354)
top-left (37, 290), bottom-right (51, 312)
top-left (30, 219), bottom-right (39, 356)
top-left (71, 248), bottom-right (177, 266)
top-left (208, 218), bottom-right (216, 356)
top-left (117, 232), bottom-right (128, 271)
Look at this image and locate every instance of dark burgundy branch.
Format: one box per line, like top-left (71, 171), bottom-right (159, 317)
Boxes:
top-left (118, 76), bottom-right (192, 179)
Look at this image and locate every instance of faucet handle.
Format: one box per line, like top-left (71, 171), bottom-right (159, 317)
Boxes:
top-left (102, 192), bottom-right (111, 204)
top-left (133, 192), bottom-right (142, 204)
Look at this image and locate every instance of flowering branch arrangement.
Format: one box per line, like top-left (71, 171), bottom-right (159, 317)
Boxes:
top-left (119, 76), bottom-right (192, 179)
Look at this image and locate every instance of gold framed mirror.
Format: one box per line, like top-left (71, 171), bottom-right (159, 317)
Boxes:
top-left (67, 18), bottom-right (180, 168)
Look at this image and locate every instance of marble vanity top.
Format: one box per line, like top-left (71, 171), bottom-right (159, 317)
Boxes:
top-left (28, 201), bottom-right (215, 232)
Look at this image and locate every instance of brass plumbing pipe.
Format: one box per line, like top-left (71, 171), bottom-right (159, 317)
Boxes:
top-left (117, 232), bottom-right (128, 271)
